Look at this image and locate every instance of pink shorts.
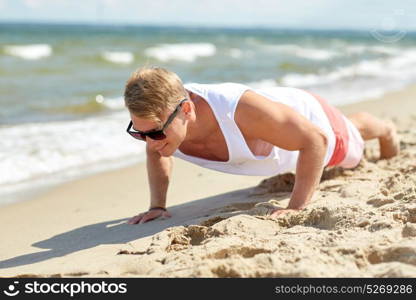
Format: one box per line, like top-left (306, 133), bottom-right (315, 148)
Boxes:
top-left (338, 115), bottom-right (365, 168)
top-left (307, 91), bottom-right (364, 168)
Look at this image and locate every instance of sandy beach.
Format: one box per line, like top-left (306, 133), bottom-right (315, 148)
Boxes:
top-left (1, 85), bottom-right (416, 278)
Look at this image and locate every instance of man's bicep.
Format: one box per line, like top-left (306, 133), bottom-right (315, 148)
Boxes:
top-left (236, 90), bottom-right (324, 151)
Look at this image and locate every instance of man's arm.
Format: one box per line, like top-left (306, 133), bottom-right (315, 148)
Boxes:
top-left (147, 148), bottom-right (173, 209)
top-left (235, 90), bottom-right (328, 211)
top-left (288, 135), bottom-right (327, 209)
top-left (127, 146), bottom-right (173, 224)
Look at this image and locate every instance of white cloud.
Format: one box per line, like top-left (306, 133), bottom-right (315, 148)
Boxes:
top-left (23, 0), bottom-right (44, 8)
top-left (23, 0), bottom-right (68, 8)
top-left (3, 0), bottom-right (416, 30)
top-left (102, 0), bottom-right (118, 7)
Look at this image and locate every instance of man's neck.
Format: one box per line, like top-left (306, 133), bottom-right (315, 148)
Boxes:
top-left (183, 92), bottom-right (214, 145)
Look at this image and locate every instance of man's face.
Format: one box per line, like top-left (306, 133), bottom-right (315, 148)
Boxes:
top-left (130, 109), bottom-right (186, 157)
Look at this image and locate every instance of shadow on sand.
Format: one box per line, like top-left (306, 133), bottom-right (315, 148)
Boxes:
top-left (0, 167), bottom-right (345, 271)
top-left (0, 186), bottom-right (268, 270)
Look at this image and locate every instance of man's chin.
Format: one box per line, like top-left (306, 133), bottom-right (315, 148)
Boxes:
top-left (158, 144), bottom-right (174, 156)
top-left (159, 151), bottom-right (169, 157)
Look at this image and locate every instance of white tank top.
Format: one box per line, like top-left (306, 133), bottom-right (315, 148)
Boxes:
top-left (172, 83), bottom-right (336, 176)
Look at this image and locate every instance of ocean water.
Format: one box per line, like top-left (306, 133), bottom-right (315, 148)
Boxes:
top-left (1, 23), bottom-right (416, 204)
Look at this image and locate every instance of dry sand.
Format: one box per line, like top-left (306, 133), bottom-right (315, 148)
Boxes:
top-left (1, 85), bottom-right (416, 278)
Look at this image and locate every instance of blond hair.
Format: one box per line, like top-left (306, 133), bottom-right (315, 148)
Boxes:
top-left (124, 66), bottom-right (187, 123)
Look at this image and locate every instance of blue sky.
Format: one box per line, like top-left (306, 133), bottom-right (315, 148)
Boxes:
top-left (0, 0), bottom-right (415, 30)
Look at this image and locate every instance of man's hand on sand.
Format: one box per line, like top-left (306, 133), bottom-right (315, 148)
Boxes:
top-left (269, 207), bottom-right (300, 218)
top-left (127, 209), bottom-right (171, 225)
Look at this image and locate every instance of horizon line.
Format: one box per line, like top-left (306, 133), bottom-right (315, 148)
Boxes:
top-left (1, 20), bottom-right (416, 33)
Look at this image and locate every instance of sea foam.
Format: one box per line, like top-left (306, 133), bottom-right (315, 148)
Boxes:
top-left (3, 44), bottom-right (52, 60)
top-left (259, 44), bottom-right (340, 60)
top-left (0, 111), bottom-right (145, 189)
top-left (280, 49), bottom-right (416, 88)
top-left (101, 51), bottom-right (134, 64)
top-left (144, 43), bottom-right (216, 62)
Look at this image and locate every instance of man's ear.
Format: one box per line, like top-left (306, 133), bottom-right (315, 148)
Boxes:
top-left (182, 101), bottom-right (192, 115)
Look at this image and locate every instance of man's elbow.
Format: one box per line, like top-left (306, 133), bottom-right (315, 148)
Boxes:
top-left (318, 130), bottom-right (328, 148)
top-left (307, 130), bottom-right (328, 153)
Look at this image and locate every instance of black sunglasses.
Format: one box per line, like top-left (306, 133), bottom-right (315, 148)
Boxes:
top-left (127, 99), bottom-right (187, 141)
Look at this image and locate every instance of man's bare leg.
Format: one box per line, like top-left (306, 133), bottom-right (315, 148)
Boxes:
top-left (347, 112), bottom-right (400, 159)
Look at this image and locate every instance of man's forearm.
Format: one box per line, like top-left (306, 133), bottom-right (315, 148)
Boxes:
top-left (147, 154), bottom-right (173, 209)
top-left (288, 136), bottom-right (327, 210)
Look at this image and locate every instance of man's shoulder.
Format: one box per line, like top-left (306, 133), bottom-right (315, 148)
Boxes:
top-left (186, 82), bottom-right (250, 98)
top-left (235, 90), bottom-right (294, 140)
